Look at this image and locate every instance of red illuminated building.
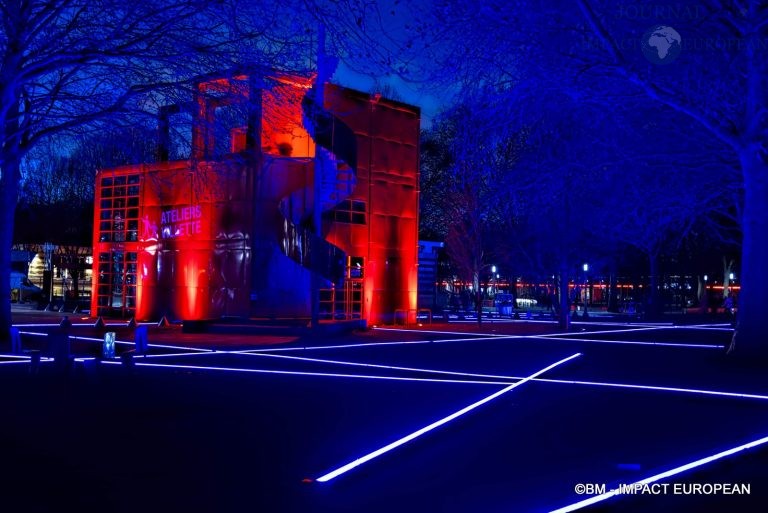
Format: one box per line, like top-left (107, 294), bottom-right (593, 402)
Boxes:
top-left (92, 72), bottom-right (420, 325)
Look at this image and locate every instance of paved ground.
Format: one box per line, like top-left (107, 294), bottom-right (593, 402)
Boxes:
top-left (2, 311), bottom-right (767, 512)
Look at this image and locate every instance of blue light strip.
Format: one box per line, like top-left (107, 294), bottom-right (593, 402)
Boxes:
top-left (98, 360), bottom-right (515, 385)
top-left (549, 433), bottom-right (768, 512)
top-left (314, 353), bottom-right (582, 483)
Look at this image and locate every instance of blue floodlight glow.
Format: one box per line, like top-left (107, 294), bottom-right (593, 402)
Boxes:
top-left (99, 360), bottom-right (515, 386)
top-left (549, 433), bottom-right (768, 512)
top-left (314, 353), bottom-right (582, 483)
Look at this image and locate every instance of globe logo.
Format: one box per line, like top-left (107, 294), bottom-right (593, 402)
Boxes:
top-left (641, 25), bottom-right (682, 65)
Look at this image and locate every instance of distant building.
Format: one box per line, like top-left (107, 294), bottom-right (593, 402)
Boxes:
top-left (92, 71), bottom-right (420, 324)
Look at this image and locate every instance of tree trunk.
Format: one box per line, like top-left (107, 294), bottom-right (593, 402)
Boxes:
top-left (476, 289), bottom-right (483, 325)
top-left (558, 268), bottom-right (570, 330)
top-left (607, 272), bottom-right (619, 312)
top-left (722, 257), bottom-right (734, 298)
top-left (0, 156), bottom-right (20, 342)
top-left (647, 252), bottom-right (660, 319)
top-left (729, 146), bottom-right (768, 357)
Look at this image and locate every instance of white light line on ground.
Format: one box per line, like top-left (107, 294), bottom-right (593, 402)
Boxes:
top-left (73, 351), bottom-right (216, 362)
top-left (678, 325), bottom-right (735, 331)
top-left (98, 360), bottom-right (515, 386)
top-left (376, 327), bottom-right (509, 337)
top-left (236, 336), bottom-right (521, 354)
top-left (314, 353), bottom-right (582, 483)
top-left (82, 351), bottom-right (768, 403)
top-left (235, 331), bottom-right (719, 354)
top-left (572, 320), bottom-right (674, 327)
top-left (65, 335), bottom-right (211, 353)
top-left (0, 353), bottom-right (35, 359)
top-left (234, 352), bottom-right (764, 401)
top-left (236, 351), bottom-right (523, 381)
top-left (538, 327), bottom-right (662, 337)
top-left (18, 330), bottom-right (47, 337)
top-left (142, 350), bottom-right (218, 358)
top-left (237, 340), bottom-right (434, 353)
top-left (549, 433), bottom-right (768, 512)
top-left (529, 335), bottom-right (723, 349)
top-left (536, 377), bottom-right (768, 401)
top-left (0, 360), bottom-right (31, 365)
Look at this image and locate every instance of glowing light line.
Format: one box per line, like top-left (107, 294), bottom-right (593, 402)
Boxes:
top-left (237, 351), bottom-right (524, 381)
top-left (233, 352), bottom-right (768, 401)
top-left (98, 360), bottom-right (515, 386)
top-left (535, 378), bottom-right (768, 402)
top-left (678, 325), bottom-right (734, 331)
top-left (572, 321), bottom-right (674, 327)
top-left (529, 335), bottom-right (722, 349)
top-left (64, 335), bottom-right (211, 353)
top-left (375, 327), bottom-right (509, 337)
top-left (539, 327), bottom-right (662, 337)
top-left (0, 360), bottom-right (31, 365)
top-left (237, 336), bottom-right (518, 354)
top-left (549, 433), bottom-right (768, 512)
top-left (142, 350), bottom-right (218, 358)
top-left (314, 353), bottom-right (582, 483)
top-left (18, 331), bottom-right (48, 337)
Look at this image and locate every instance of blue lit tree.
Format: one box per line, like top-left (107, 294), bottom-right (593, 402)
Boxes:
top-left (571, 0), bottom-right (766, 354)
top-left (421, 89), bottom-right (523, 324)
top-left (337, 0), bottom-right (764, 353)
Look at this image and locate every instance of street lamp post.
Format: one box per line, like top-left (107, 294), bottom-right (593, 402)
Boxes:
top-left (582, 263), bottom-right (589, 318)
top-left (43, 242), bottom-right (56, 307)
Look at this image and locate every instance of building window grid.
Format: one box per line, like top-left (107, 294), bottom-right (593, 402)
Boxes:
top-left (330, 199), bottom-right (367, 225)
top-left (98, 175), bottom-right (141, 242)
top-left (96, 174), bottom-right (140, 315)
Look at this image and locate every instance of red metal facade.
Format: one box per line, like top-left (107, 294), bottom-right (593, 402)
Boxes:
top-left (91, 74), bottom-right (420, 325)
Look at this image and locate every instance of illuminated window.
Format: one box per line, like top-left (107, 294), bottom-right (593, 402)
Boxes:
top-left (97, 174), bottom-right (140, 242)
top-left (330, 199), bottom-right (367, 224)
